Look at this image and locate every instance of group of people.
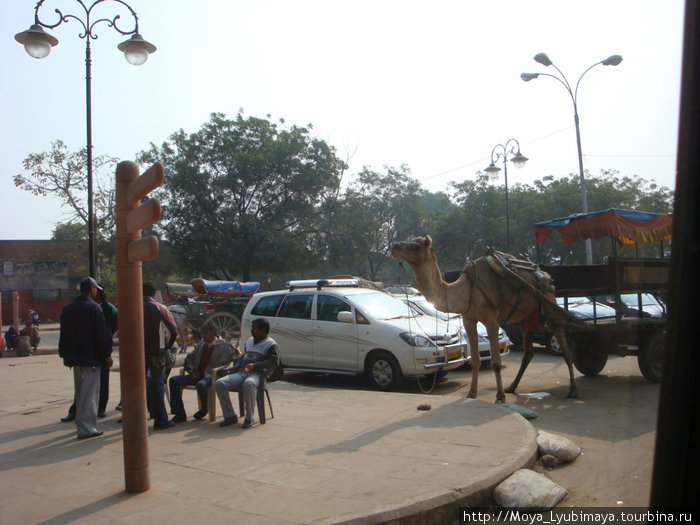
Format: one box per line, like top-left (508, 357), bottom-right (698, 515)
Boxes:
top-left (59, 277), bottom-right (279, 440)
top-left (3, 316), bottom-right (41, 357)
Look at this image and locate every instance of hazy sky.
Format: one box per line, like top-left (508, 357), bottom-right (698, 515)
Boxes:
top-left (1, 0), bottom-right (685, 240)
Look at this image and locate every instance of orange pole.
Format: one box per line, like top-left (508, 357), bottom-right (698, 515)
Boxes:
top-left (115, 161), bottom-right (150, 493)
top-left (12, 291), bottom-right (19, 331)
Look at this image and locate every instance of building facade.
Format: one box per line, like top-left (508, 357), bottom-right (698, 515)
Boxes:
top-left (0, 240), bottom-right (88, 324)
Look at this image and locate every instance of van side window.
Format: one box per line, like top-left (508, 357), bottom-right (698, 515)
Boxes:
top-left (316, 294), bottom-right (351, 322)
top-left (277, 294), bottom-right (313, 319)
top-left (251, 294), bottom-right (284, 316)
top-left (355, 310), bottom-right (370, 324)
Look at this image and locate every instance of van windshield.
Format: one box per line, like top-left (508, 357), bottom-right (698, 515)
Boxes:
top-left (351, 293), bottom-right (419, 320)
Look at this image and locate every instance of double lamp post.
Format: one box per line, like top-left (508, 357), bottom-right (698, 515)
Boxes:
top-left (521, 52), bottom-right (622, 264)
top-left (15, 0), bottom-right (157, 278)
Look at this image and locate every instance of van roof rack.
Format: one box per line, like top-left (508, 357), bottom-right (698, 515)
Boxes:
top-left (286, 278), bottom-right (360, 291)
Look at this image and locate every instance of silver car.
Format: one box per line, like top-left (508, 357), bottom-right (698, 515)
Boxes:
top-left (389, 294), bottom-right (510, 366)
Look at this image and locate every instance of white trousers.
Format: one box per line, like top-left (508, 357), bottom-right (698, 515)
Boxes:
top-left (73, 366), bottom-right (100, 437)
top-left (215, 371), bottom-right (260, 422)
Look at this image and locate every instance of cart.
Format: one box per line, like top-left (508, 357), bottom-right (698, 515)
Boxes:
top-left (165, 279), bottom-right (260, 350)
top-left (534, 208), bottom-right (672, 382)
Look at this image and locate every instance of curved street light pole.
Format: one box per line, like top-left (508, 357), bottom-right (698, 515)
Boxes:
top-left (484, 138), bottom-right (528, 252)
top-left (521, 53), bottom-right (622, 264)
top-left (15, 0), bottom-right (156, 279)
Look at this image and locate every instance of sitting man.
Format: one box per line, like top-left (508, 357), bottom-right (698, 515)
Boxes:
top-left (216, 317), bottom-right (279, 429)
top-left (168, 322), bottom-right (236, 422)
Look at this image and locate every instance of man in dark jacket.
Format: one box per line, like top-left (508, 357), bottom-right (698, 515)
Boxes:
top-left (143, 281), bottom-right (177, 430)
top-left (59, 277), bottom-right (113, 440)
top-left (61, 285), bottom-right (118, 422)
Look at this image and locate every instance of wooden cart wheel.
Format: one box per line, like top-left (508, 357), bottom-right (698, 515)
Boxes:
top-left (638, 330), bottom-right (664, 383)
top-left (571, 340), bottom-right (608, 376)
top-left (203, 311), bottom-right (241, 344)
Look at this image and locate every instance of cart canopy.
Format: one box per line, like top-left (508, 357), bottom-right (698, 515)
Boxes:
top-left (534, 208), bottom-right (673, 246)
top-left (191, 279), bottom-right (260, 295)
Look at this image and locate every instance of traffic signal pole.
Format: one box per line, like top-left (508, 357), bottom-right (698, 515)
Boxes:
top-left (115, 160), bottom-right (164, 493)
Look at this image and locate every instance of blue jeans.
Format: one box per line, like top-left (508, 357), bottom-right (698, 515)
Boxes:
top-left (146, 362), bottom-right (168, 427)
top-left (169, 374), bottom-right (211, 417)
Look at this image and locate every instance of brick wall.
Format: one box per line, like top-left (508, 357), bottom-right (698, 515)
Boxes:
top-left (1, 240), bottom-right (88, 324)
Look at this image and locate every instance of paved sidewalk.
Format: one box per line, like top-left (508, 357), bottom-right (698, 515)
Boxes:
top-left (0, 347), bottom-right (537, 524)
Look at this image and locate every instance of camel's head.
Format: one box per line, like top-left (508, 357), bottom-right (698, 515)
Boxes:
top-left (391, 235), bottom-right (435, 267)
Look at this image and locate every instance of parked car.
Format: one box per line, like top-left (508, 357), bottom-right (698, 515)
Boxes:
top-left (597, 293), bottom-right (666, 319)
top-left (388, 293), bottom-right (510, 366)
top-left (240, 278), bottom-right (467, 390)
top-left (504, 297), bottom-right (617, 356)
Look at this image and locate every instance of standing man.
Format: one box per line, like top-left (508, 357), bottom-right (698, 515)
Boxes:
top-left (61, 285), bottom-right (118, 422)
top-left (59, 277), bottom-right (113, 440)
top-left (215, 317), bottom-right (279, 429)
top-left (143, 282), bottom-right (177, 431)
top-left (98, 286), bottom-right (118, 416)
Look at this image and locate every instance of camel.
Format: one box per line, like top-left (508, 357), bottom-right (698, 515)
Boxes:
top-left (391, 235), bottom-right (577, 402)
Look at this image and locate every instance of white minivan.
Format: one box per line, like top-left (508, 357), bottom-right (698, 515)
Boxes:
top-left (240, 279), bottom-right (467, 390)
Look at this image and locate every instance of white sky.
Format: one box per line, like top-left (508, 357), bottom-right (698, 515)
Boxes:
top-left (1, 0), bottom-right (685, 240)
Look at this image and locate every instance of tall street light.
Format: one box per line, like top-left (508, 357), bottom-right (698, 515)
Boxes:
top-left (521, 52), bottom-right (622, 264)
top-left (15, 0), bottom-right (156, 279)
top-left (484, 139), bottom-right (528, 252)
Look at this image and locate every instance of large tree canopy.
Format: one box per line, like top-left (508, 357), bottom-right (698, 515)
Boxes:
top-left (138, 112), bottom-right (347, 281)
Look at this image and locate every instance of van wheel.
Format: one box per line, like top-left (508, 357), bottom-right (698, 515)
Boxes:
top-left (367, 351), bottom-right (403, 391)
top-left (545, 332), bottom-right (563, 356)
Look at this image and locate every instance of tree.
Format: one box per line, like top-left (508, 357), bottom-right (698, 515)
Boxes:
top-left (15, 140), bottom-right (117, 239)
top-left (430, 170), bottom-right (674, 268)
top-left (138, 112), bottom-right (347, 282)
top-left (52, 221), bottom-right (87, 240)
top-left (320, 165), bottom-right (429, 281)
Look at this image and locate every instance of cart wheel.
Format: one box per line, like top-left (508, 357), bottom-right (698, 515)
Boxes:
top-left (638, 331), bottom-right (664, 383)
top-left (572, 341), bottom-right (608, 376)
top-left (204, 311), bottom-right (241, 343)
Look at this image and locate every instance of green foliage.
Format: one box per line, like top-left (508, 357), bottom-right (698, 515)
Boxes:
top-left (16, 140), bottom-right (117, 278)
top-left (436, 170), bottom-right (674, 267)
top-left (20, 125), bottom-right (674, 288)
top-left (52, 221), bottom-right (87, 240)
top-left (320, 165), bottom-right (428, 280)
top-left (137, 112), bottom-right (347, 282)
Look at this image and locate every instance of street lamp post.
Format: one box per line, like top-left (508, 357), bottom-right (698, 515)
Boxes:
top-left (521, 52), bottom-right (622, 264)
top-left (15, 0), bottom-right (156, 279)
top-left (484, 139), bottom-right (528, 252)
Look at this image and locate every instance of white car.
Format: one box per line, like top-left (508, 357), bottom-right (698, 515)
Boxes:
top-left (240, 279), bottom-right (467, 390)
top-left (389, 294), bottom-right (510, 366)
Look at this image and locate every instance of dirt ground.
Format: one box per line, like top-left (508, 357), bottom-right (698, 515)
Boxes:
top-left (285, 347), bottom-right (659, 508)
top-left (38, 325), bottom-right (658, 508)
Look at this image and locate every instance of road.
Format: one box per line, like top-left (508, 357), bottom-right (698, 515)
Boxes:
top-left (283, 345), bottom-right (659, 508)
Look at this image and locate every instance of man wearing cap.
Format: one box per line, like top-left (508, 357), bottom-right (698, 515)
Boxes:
top-left (59, 277), bottom-right (113, 440)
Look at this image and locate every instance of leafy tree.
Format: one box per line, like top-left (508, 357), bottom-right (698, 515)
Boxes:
top-left (319, 165), bottom-right (429, 281)
top-left (138, 112), bottom-right (346, 282)
top-left (52, 221), bottom-right (87, 240)
top-left (15, 140), bottom-right (117, 275)
top-left (429, 170), bottom-right (674, 268)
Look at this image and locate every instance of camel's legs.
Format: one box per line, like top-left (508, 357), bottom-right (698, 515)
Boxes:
top-left (484, 319), bottom-right (506, 403)
top-left (463, 317), bottom-right (480, 399)
top-left (505, 321), bottom-right (535, 393)
top-left (547, 320), bottom-right (578, 398)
